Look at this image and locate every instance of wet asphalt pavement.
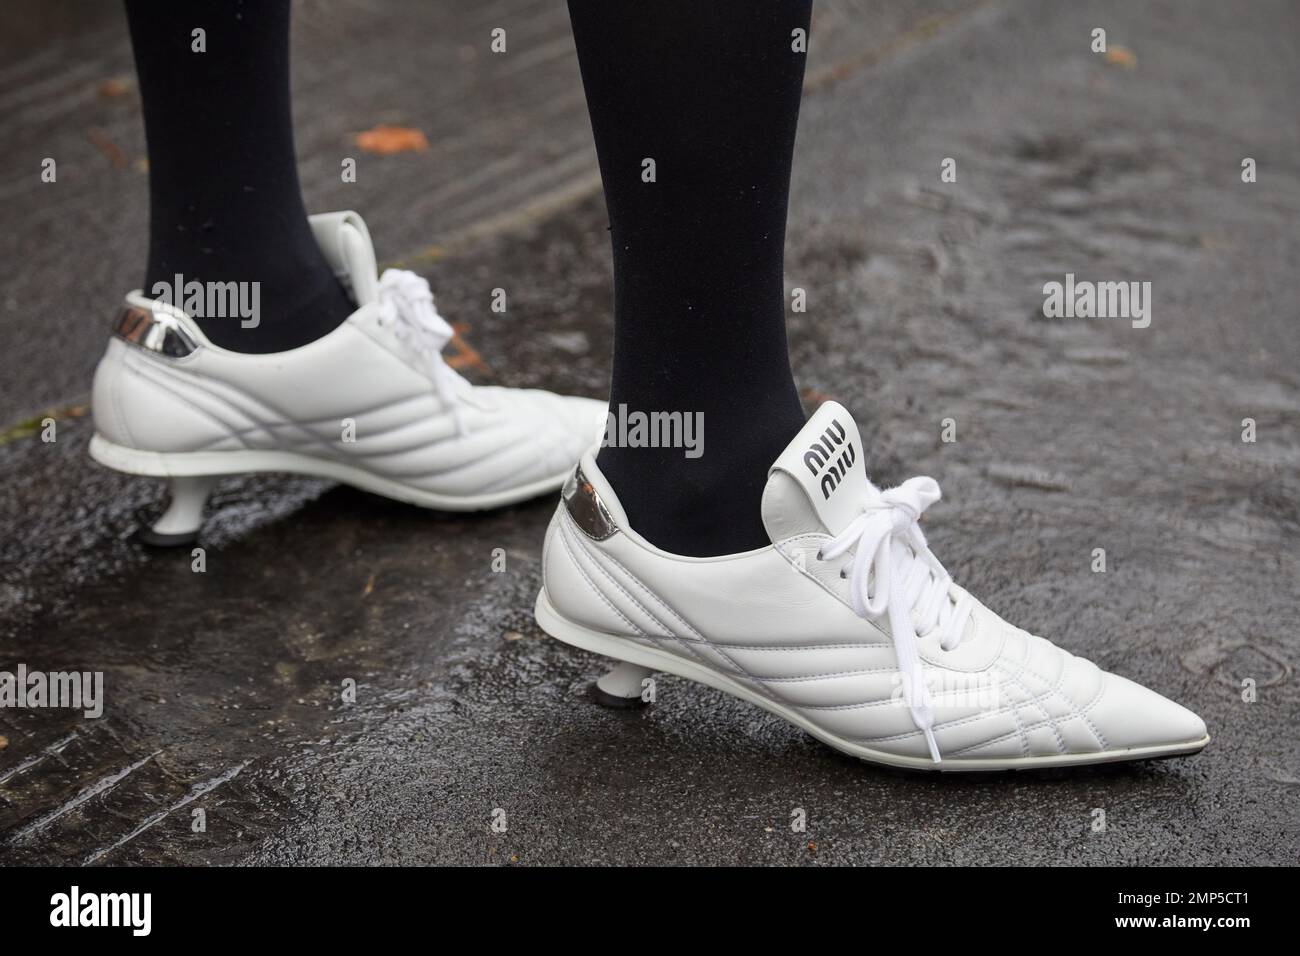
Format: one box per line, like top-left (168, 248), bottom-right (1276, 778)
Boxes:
top-left (2, 0), bottom-right (1298, 865)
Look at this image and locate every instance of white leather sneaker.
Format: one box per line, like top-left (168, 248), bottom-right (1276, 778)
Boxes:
top-left (89, 211), bottom-right (605, 544)
top-left (536, 401), bottom-right (1208, 771)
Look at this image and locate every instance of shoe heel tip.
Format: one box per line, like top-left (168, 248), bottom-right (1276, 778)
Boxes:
top-left (135, 526), bottom-right (201, 548)
top-left (591, 661), bottom-right (654, 709)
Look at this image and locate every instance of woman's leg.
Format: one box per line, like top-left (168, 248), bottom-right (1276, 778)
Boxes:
top-left (548, 1), bottom-right (1209, 769)
top-left (124, 0), bottom-right (352, 352)
top-left (568, 0), bottom-right (812, 556)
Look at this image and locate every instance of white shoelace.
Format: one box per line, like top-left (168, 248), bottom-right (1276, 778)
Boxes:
top-left (376, 268), bottom-right (468, 434)
top-left (819, 476), bottom-right (975, 763)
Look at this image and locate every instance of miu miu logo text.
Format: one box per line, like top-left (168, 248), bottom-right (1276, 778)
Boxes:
top-left (802, 419), bottom-right (855, 499)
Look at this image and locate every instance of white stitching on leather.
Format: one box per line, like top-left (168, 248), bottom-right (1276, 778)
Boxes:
top-left (132, 352), bottom-right (412, 454)
top-left (948, 714), bottom-right (1097, 757)
top-left (595, 548), bottom-right (707, 641)
top-left (562, 519), bottom-right (671, 635)
top-left (109, 350), bottom-right (135, 448)
top-left (654, 638), bottom-right (893, 651)
top-left (567, 517), bottom-right (792, 705)
top-left (122, 359), bottom-right (243, 443)
top-left (800, 697), bottom-right (908, 712)
top-left (1015, 642), bottom-right (1107, 751)
top-left (756, 667), bottom-right (901, 683)
top-left (126, 357), bottom-right (262, 441)
top-left (596, 539), bottom-right (916, 716)
top-left (555, 518), bottom-right (641, 636)
top-left (997, 667), bottom-right (1034, 757)
top-left (1079, 673), bottom-right (1111, 750)
top-left (558, 517), bottom-right (733, 680)
top-left (1000, 650), bottom-right (1066, 754)
top-left (855, 665), bottom-right (1089, 743)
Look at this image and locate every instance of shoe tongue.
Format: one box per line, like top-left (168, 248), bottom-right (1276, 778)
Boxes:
top-left (761, 401), bottom-right (872, 542)
top-left (309, 211), bottom-right (379, 307)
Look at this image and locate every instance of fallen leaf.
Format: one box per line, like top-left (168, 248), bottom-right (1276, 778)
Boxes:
top-left (0, 735), bottom-right (8, 750)
top-left (97, 77), bottom-right (132, 98)
top-left (355, 124), bottom-right (429, 155)
top-left (1105, 46), bottom-right (1137, 68)
top-left (503, 631), bottom-right (524, 642)
top-left (0, 403), bottom-right (89, 447)
top-left (446, 322), bottom-right (490, 375)
top-left (361, 573), bottom-right (375, 598)
top-left (88, 127), bottom-right (127, 169)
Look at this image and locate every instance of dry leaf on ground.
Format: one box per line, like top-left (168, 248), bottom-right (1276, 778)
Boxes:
top-left (355, 124), bottom-right (429, 155)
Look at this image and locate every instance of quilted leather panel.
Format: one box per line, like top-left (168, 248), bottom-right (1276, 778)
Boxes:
top-left (540, 463), bottom-right (1203, 761)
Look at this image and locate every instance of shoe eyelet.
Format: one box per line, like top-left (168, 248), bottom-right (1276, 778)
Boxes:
top-left (815, 549), bottom-right (824, 561)
top-left (838, 569), bottom-right (847, 580)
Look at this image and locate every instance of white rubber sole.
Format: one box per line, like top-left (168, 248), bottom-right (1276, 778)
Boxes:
top-left (535, 588), bottom-right (1211, 773)
top-left (89, 433), bottom-right (570, 512)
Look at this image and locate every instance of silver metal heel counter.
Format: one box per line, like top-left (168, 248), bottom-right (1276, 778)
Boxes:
top-left (562, 465), bottom-right (619, 541)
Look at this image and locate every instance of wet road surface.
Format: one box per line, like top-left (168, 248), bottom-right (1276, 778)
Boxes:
top-left (2, 0), bottom-right (1298, 864)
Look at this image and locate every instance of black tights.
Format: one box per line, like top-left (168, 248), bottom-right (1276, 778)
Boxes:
top-left (570, 0), bottom-right (811, 555)
top-left (126, 0), bottom-right (812, 555)
top-left (125, 0), bottom-right (352, 353)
